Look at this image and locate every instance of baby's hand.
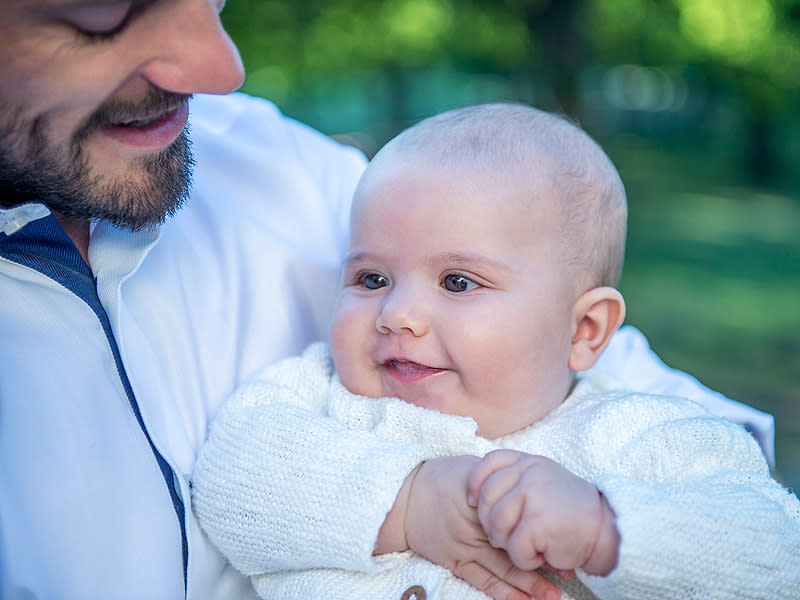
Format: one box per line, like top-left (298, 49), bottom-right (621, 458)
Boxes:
top-left (468, 450), bottom-right (619, 576)
top-left (403, 456), bottom-right (565, 600)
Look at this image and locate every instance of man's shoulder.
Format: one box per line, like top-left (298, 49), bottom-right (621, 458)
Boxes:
top-left (190, 93), bottom-right (282, 139)
top-left (173, 93), bottom-right (364, 253)
top-left (189, 92), bottom-right (365, 166)
top-left (185, 93), bottom-right (365, 222)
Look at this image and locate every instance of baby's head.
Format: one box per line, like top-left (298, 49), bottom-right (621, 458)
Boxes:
top-left (330, 103), bottom-right (627, 438)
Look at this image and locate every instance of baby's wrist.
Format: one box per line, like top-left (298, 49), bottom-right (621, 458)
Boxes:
top-left (582, 492), bottom-right (620, 576)
top-left (373, 462), bottom-right (424, 555)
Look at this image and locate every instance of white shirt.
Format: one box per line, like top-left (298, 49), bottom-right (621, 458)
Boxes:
top-left (0, 92), bottom-right (775, 600)
top-left (0, 93), bottom-right (363, 600)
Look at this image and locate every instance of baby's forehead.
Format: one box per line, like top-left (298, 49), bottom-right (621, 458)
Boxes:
top-left (363, 140), bottom-right (573, 212)
top-left (356, 105), bottom-right (619, 224)
top-left (354, 151), bottom-right (568, 244)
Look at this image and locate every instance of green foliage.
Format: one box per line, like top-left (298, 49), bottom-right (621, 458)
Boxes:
top-left (223, 0), bottom-right (800, 111)
top-left (223, 0), bottom-right (534, 102)
top-left (582, 0), bottom-right (800, 109)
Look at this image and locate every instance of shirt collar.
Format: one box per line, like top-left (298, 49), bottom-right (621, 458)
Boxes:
top-left (0, 202), bottom-right (51, 236)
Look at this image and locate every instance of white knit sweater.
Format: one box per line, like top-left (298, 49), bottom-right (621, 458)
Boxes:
top-left (192, 343), bottom-right (800, 599)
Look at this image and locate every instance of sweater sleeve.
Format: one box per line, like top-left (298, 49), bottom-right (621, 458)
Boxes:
top-left (596, 325), bottom-right (775, 466)
top-left (580, 403), bottom-right (800, 599)
top-left (191, 343), bottom-right (433, 575)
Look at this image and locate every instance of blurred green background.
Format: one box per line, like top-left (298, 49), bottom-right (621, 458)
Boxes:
top-left (221, 0), bottom-right (800, 490)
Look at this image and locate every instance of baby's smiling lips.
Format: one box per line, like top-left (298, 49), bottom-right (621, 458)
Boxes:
top-left (384, 359), bottom-right (445, 383)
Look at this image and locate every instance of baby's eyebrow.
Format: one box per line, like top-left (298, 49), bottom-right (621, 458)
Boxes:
top-left (341, 250), bottom-right (384, 271)
top-left (433, 252), bottom-right (512, 274)
top-left (343, 250), bottom-right (512, 275)
top-left (342, 250), bottom-right (372, 265)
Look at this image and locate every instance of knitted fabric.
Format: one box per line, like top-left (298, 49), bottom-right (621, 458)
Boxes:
top-left (192, 343), bottom-right (800, 599)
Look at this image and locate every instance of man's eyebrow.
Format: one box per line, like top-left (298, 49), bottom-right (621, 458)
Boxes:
top-left (38, 0), bottom-right (126, 7)
top-left (29, 0), bottom-right (131, 17)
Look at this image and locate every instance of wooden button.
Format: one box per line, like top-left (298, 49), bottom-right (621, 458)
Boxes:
top-left (401, 584), bottom-right (426, 600)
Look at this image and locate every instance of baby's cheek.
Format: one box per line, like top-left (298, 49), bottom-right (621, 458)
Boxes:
top-left (329, 309), bottom-right (374, 396)
top-left (329, 298), bottom-right (361, 350)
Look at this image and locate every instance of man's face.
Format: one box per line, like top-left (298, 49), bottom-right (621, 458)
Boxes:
top-left (329, 158), bottom-right (580, 439)
top-left (0, 0), bottom-right (244, 229)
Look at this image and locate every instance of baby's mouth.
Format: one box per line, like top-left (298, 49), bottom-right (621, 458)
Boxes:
top-left (384, 360), bottom-right (445, 381)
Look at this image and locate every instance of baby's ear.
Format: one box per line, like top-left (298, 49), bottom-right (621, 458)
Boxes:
top-left (568, 287), bottom-right (626, 371)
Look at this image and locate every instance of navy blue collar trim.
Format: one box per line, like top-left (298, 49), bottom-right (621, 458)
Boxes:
top-left (0, 214), bottom-right (188, 593)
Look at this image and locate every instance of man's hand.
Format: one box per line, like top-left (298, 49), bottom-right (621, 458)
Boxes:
top-left (468, 450), bottom-right (620, 576)
top-left (401, 456), bottom-right (564, 600)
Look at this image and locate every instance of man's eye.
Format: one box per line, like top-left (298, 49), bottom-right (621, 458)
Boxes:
top-left (360, 273), bottom-right (389, 290)
top-left (442, 274), bottom-right (479, 293)
top-left (61, 2), bottom-right (136, 39)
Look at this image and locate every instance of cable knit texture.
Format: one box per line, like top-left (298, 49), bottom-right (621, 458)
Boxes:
top-left (192, 343), bottom-right (800, 599)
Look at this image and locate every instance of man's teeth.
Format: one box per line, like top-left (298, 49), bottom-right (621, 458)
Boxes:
top-left (116, 114), bottom-right (162, 127)
top-left (118, 117), bottom-right (152, 127)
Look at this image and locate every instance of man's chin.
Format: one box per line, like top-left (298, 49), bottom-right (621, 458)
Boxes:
top-left (1, 86), bottom-right (194, 229)
top-left (76, 132), bottom-right (195, 230)
top-left (38, 131), bottom-right (194, 231)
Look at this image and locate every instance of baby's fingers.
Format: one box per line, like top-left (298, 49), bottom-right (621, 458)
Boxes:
top-left (504, 516), bottom-right (548, 571)
top-left (479, 475), bottom-right (527, 547)
top-left (467, 449), bottom-right (528, 507)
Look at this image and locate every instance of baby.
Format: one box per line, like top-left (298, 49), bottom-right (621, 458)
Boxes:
top-left (193, 103), bottom-right (800, 600)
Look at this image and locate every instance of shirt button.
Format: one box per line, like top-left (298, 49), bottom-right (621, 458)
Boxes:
top-left (401, 584), bottom-right (426, 600)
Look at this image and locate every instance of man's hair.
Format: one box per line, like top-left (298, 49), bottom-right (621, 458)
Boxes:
top-left (370, 103), bottom-right (628, 289)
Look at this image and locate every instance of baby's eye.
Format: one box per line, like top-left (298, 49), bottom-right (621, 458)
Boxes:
top-left (359, 272), bottom-right (389, 290)
top-left (442, 274), bottom-right (480, 293)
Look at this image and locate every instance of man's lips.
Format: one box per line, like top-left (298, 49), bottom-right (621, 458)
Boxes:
top-left (383, 359), bottom-right (445, 383)
top-left (100, 102), bottom-right (189, 149)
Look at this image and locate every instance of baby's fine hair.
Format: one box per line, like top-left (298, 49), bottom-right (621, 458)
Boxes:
top-left (372, 103), bottom-right (628, 289)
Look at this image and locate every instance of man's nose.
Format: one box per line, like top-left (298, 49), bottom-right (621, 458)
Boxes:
top-left (375, 287), bottom-right (430, 337)
top-left (137, 0), bottom-right (245, 96)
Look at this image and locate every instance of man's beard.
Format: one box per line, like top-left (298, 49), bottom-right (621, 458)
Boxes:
top-left (0, 86), bottom-right (194, 231)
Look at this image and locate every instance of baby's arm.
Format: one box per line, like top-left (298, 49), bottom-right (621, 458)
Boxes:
top-left (192, 345), bottom-right (563, 600)
top-left (582, 415), bottom-right (800, 598)
top-left (468, 399), bottom-right (800, 598)
top-left (467, 451), bottom-right (619, 576)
